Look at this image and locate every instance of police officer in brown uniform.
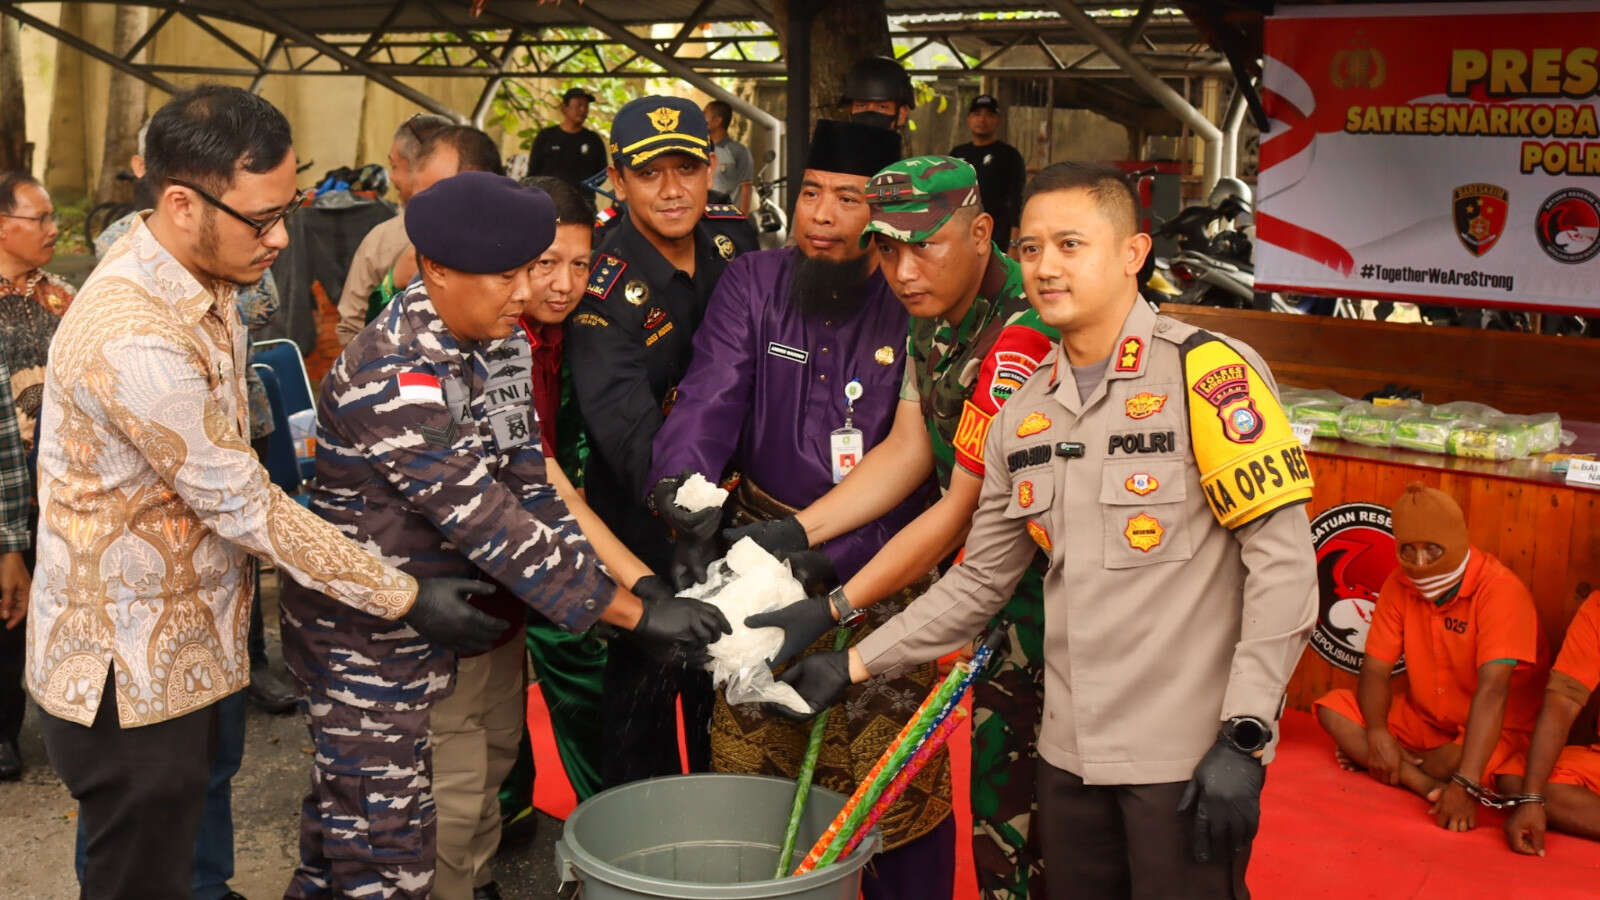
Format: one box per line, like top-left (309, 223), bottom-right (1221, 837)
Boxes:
top-left (776, 162), bottom-right (1319, 898)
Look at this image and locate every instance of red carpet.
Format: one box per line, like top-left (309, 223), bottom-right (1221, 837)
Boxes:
top-left (526, 693), bottom-right (1599, 897)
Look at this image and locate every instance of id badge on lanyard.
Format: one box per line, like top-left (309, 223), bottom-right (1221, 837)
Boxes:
top-left (830, 379), bottom-right (865, 483)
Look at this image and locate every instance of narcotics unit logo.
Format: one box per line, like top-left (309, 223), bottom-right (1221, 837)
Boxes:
top-left (1309, 502), bottom-right (1403, 675)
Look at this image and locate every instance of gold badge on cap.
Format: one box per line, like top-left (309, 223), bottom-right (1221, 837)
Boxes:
top-left (715, 234), bottom-right (735, 260)
top-left (874, 345), bottom-right (895, 366)
top-left (624, 280), bottom-right (649, 306)
top-left (648, 107), bottom-right (680, 134)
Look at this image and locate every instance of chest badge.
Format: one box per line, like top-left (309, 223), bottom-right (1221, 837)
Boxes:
top-left (643, 306), bottom-right (667, 330)
top-left (1016, 411), bottom-right (1051, 437)
top-left (874, 345), bottom-right (896, 366)
top-left (714, 233), bottom-right (735, 260)
top-left (1115, 336), bottom-right (1144, 372)
top-left (1124, 512), bottom-right (1165, 552)
top-left (1017, 481), bottom-right (1035, 508)
top-left (1125, 391), bottom-right (1167, 420)
top-left (624, 280), bottom-right (649, 306)
top-left (1124, 473), bottom-right (1159, 496)
top-left (1026, 520), bottom-right (1052, 553)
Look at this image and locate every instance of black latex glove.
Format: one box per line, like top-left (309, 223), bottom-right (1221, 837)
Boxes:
top-left (650, 472), bottom-right (724, 542)
top-left (671, 538), bottom-right (722, 591)
top-left (631, 574), bottom-right (674, 605)
top-left (773, 548), bottom-right (839, 594)
top-left (1177, 733), bottom-right (1266, 864)
top-left (405, 578), bottom-right (503, 654)
top-left (770, 649), bottom-right (852, 720)
top-left (744, 594), bottom-right (836, 667)
top-left (721, 515), bottom-right (808, 557)
top-left (632, 590), bottom-right (732, 663)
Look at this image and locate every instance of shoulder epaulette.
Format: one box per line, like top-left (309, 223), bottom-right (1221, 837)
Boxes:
top-left (704, 203), bottom-right (746, 220)
top-left (586, 253), bottom-right (626, 299)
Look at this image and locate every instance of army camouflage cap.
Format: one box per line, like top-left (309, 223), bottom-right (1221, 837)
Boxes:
top-left (859, 155), bottom-right (980, 248)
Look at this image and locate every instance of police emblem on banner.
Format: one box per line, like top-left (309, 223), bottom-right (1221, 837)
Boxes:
top-left (1535, 187), bottom-right (1600, 265)
top-left (1451, 183), bottom-right (1508, 257)
top-left (1309, 502), bottom-right (1404, 675)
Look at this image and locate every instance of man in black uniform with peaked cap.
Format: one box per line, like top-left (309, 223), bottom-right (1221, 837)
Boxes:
top-left (565, 95), bottom-right (759, 788)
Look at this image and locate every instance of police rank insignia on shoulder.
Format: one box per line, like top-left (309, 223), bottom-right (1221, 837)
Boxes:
top-left (714, 233), bottom-right (735, 260)
top-left (1115, 336), bottom-right (1144, 372)
top-left (624, 280), bottom-right (649, 306)
top-left (1016, 411), bottom-right (1051, 437)
top-left (587, 254), bottom-right (626, 299)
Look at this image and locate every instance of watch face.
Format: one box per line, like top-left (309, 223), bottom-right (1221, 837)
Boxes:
top-left (1232, 718), bottom-right (1267, 750)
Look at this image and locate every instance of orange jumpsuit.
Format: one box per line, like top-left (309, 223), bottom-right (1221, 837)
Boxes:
top-left (1497, 591), bottom-right (1600, 793)
top-left (1314, 549), bottom-right (1549, 782)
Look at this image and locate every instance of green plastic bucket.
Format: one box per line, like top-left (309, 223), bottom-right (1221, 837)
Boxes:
top-left (554, 774), bottom-right (881, 899)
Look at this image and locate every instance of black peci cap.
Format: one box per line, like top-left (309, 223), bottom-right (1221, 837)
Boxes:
top-left (405, 171), bottom-right (555, 273)
top-left (805, 119), bottom-right (903, 178)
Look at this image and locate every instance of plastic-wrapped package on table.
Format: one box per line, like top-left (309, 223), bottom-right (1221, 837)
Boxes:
top-left (680, 537), bottom-right (811, 714)
top-left (1284, 389), bottom-right (1352, 438)
top-left (1337, 401), bottom-right (1411, 448)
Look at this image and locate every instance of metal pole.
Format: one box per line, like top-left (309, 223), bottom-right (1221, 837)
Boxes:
top-left (1220, 85), bottom-right (1248, 179)
top-left (249, 36), bottom-right (284, 94)
top-left (559, 2), bottom-right (783, 158)
top-left (1041, 0), bottom-right (1222, 191)
top-left (0, 2), bottom-right (178, 93)
top-left (785, 1), bottom-right (814, 214)
top-left (230, 0), bottom-right (464, 121)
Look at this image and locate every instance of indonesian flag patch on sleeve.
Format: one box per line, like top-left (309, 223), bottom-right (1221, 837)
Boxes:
top-left (396, 371), bottom-right (445, 404)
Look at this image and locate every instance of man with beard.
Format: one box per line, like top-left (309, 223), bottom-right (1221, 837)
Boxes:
top-left (565, 96), bottom-right (758, 789)
top-left (724, 156), bottom-right (1057, 899)
top-left (647, 120), bottom-right (957, 899)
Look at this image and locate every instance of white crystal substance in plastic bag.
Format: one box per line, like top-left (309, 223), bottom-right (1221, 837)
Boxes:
top-left (681, 537), bottom-right (810, 713)
top-left (673, 472), bottom-right (728, 512)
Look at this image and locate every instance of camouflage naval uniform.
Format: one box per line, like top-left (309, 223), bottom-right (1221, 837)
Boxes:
top-left (867, 156), bottom-right (1058, 899)
top-left (280, 279), bottom-right (614, 899)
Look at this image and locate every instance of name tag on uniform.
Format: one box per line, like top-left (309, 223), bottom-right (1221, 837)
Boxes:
top-left (489, 406), bottom-right (533, 449)
top-left (483, 378), bottom-right (532, 411)
top-left (442, 377), bottom-right (471, 424)
top-left (768, 342), bottom-right (809, 365)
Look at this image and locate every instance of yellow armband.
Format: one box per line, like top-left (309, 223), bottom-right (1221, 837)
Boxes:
top-left (1183, 336), bottom-right (1314, 529)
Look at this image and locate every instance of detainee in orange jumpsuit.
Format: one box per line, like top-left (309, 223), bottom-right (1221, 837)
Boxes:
top-left (1499, 590), bottom-right (1600, 854)
top-left (1313, 483), bottom-right (1548, 832)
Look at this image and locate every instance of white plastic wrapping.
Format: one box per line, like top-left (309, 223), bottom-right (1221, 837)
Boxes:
top-left (680, 538), bottom-right (810, 713)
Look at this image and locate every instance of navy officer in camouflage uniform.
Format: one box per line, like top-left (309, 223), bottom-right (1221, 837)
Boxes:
top-left (279, 171), bottom-right (730, 899)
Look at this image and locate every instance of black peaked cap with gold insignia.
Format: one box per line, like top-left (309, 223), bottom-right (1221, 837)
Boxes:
top-left (610, 96), bottom-right (710, 171)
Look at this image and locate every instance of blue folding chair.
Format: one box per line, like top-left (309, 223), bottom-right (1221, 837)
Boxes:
top-left (251, 338), bottom-right (316, 418)
top-left (252, 364), bottom-right (306, 503)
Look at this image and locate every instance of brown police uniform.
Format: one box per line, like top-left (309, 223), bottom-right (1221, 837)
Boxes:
top-left (854, 298), bottom-right (1318, 898)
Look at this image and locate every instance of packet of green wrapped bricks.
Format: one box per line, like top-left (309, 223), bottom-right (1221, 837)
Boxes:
top-left (1447, 415), bottom-right (1530, 460)
top-left (1429, 401), bottom-right (1501, 423)
top-left (1337, 401), bottom-right (1412, 448)
top-left (1392, 412), bottom-right (1452, 454)
top-left (1285, 389), bottom-right (1353, 438)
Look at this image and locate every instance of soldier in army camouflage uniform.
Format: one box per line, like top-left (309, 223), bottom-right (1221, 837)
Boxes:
top-left (732, 157), bottom-right (1056, 899)
top-left (280, 172), bottom-right (729, 898)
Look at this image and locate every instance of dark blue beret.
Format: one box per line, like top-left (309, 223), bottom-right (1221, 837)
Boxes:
top-left (405, 171), bottom-right (555, 273)
top-left (610, 96), bottom-right (709, 171)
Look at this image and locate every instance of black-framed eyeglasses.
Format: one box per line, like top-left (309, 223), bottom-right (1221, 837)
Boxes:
top-left (0, 210), bottom-right (59, 228)
top-left (166, 177), bottom-right (303, 239)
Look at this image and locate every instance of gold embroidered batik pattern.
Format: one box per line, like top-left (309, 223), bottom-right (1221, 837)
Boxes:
top-left (27, 216), bottom-right (416, 727)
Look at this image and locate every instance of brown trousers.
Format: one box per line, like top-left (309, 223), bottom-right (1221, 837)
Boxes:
top-left (1036, 760), bottom-right (1250, 900)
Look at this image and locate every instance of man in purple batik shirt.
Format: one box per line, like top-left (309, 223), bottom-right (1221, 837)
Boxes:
top-left (648, 120), bottom-right (957, 900)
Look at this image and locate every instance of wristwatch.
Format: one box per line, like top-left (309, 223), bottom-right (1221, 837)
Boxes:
top-left (1220, 715), bottom-right (1273, 754)
top-left (827, 586), bottom-right (866, 627)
